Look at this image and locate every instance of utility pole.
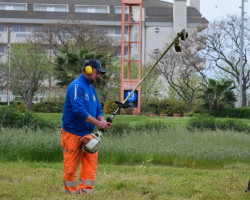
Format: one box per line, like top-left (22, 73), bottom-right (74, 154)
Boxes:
top-left (239, 0), bottom-right (248, 107)
top-left (7, 25), bottom-right (11, 106)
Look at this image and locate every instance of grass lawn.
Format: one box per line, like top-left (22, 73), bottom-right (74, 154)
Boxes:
top-left (0, 161), bottom-right (249, 200)
top-left (1, 114), bottom-right (249, 199)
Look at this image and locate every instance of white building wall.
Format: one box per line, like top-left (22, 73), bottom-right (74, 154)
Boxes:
top-left (173, 0), bottom-right (187, 35)
top-left (190, 0), bottom-right (200, 11)
top-left (144, 26), bottom-right (173, 63)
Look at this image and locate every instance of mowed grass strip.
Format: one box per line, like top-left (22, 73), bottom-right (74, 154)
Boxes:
top-left (0, 162), bottom-right (249, 200)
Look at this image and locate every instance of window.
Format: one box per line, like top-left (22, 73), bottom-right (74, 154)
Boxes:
top-left (154, 49), bottom-right (159, 54)
top-left (115, 27), bottom-right (121, 35)
top-left (0, 25), bottom-right (4, 32)
top-left (0, 2), bottom-right (27, 11)
top-left (34, 4), bottom-right (68, 12)
top-left (13, 25), bottom-right (26, 32)
top-left (155, 28), bottom-right (160, 33)
top-left (0, 46), bottom-right (4, 54)
top-left (75, 5), bottom-right (109, 13)
top-left (114, 6), bottom-right (129, 14)
top-left (34, 25), bottom-right (44, 32)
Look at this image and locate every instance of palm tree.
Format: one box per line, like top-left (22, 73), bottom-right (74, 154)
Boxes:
top-left (199, 79), bottom-right (237, 111)
top-left (55, 47), bottom-right (105, 86)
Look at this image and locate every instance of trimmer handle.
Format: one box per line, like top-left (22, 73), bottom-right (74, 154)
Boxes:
top-left (106, 116), bottom-right (113, 123)
top-left (99, 116), bottom-right (113, 132)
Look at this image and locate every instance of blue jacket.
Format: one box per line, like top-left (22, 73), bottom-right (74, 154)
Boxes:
top-left (62, 74), bottom-right (104, 136)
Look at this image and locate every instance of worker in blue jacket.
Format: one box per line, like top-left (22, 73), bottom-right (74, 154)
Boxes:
top-left (61, 59), bottom-right (112, 195)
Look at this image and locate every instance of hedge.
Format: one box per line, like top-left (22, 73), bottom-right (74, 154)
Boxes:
top-left (209, 107), bottom-right (250, 119)
top-left (0, 106), bottom-right (56, 130)
top-left (32, 102), bottom-right (64, 113)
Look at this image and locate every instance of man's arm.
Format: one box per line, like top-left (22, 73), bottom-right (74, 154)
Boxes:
top-left (85, 115), bottom-right (112, 130)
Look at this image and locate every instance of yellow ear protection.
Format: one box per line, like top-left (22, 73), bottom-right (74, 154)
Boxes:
top-left (84, 60), bottom-right (93, 75)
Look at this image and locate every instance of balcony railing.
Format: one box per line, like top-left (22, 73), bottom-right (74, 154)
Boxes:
top-left (107, 34), bottom-right (128, 41)
top-left (15, 32), bottom-right (33, 38)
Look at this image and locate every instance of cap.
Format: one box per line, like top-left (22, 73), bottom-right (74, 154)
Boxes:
top-left (85, 59), bottom-right (106, 74)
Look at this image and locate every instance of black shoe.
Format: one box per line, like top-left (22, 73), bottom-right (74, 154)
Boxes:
top-left (244, 180), bottom-right (250, 193)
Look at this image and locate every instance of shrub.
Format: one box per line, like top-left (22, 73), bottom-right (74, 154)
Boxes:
top-left (0, 106), bottom-right (23, 128)
top-left (15, 102), bottom-right (26, 112)
top-left (21, 111), bottom-right (55, 130)
top-left (216, 118), bottom-right (250, 132)
top-left (32, 102), bottom-right (64, 113)
top-left (209, 107), bottom-right (250, 119)
top-left (0, 106), bottom-right (56, 130)
top-left (187, 113), bottom-right (216, 131)
top-left (103, 101), bottom-right (118, 114)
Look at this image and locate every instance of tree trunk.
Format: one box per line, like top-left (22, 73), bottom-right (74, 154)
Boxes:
top-left (25, 88), bottom-right (34, 111)
top-left (242, 86), bottom-right (247, 107)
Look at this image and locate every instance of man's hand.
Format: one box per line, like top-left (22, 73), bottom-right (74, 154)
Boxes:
top-left (96, 120), bottom-right (112, 130)
top-left (85, 115), bottom-right (112, 130)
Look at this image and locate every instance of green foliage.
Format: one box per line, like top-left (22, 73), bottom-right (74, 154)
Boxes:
top-left (21, 111), bottom-right (55, 130)
top-left (15, 102), bottom-right (26, 112)
top-left (0, 129), bottom-right (61, 162)
top-left (187, 113), bottom-right (216, 130)
top-left (1, 126), bottom-right (250, 168)
top-left (141, 98), bottom-right (160, 115)
top-left (0, 106), bottom-right (55, 130)
top-left (0, 162), bottom-right (249, 200)
top-left (55, 48), bottom-right (100, 86)
top-left (216, 118), bottom-right (250, 132)
top-left (103, 101), bottom-right (117, 114)
top-left (55, 47), bottom-right (120, 103)
top-left (106, 120), bottom-right (172, 135)
top-left (10, 42), bottom-right (52, 110)
top-left (32, 102), bottom-right (64, 113)
top-left (141, 98), bottom-right (188, 116)
top-left (198, 78), bottom-right (237, 111)
top-left (187, 113), bottom-right (250, 132)
top-left (0, 106), bottom-right (23, 128)
top-left (209, 107), bottom-right (250, 119)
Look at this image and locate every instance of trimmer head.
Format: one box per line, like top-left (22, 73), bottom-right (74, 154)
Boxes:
top-left (180, 29), bottom-right (188, 41)
top-left (174, 29), bottom-right (188, 52)
top-left (174, 40), bottom-right (181, 52)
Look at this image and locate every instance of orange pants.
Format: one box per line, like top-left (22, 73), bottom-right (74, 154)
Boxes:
top-left (61, 129), bottom-right (98, 194)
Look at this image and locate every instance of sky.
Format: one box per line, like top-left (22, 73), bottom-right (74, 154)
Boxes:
top-left (163, 0), bottom-right (250, 22)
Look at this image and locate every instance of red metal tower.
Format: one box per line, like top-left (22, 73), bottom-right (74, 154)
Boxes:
top-left (120, 0), bottom-right (143, 115)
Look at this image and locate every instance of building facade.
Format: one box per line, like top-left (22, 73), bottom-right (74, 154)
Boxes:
top-left (0, 0), bottom-right (208, 102)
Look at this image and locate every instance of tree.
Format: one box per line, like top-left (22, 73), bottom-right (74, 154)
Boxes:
top-left (152, 34), bottom-right (208, 105)
top-left (199, 78), bottom-right (237, 111)
top-left (199, 15), bottom-right (250, 106)
top-left (55, 48), bottom-right (120, 103)
top-left (10, 41), bottom-right (51, 110)
top-left (41, 20), bottom-right (120, 103)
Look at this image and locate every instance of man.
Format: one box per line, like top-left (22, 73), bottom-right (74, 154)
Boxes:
top-left (61, 59), bottom-right (112, 194)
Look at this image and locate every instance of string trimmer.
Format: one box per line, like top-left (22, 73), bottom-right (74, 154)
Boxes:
top-left (80, 29), bottom-right (188, 153)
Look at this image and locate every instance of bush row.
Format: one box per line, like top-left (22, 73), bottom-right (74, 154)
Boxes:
top-left (187, 113), bottom-right (250, 132)
top-left (32, 102), bottom-right (64, 113)
top-left (209, 107), bottom-right (250, 119)
top-left (0, 106), bottom-right (56, 130)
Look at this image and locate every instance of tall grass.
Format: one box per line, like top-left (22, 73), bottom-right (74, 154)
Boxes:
top-left (0, 128), bottom-right (62, 162)
top-left (100, 127), bottom-right (250, 167)
top-left (0, 127), bottom-right (249, 168)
